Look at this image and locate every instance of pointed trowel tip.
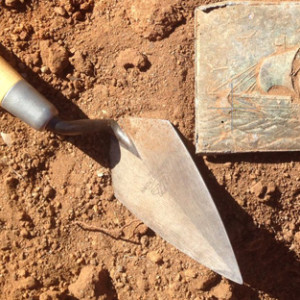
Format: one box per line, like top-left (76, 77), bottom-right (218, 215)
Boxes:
top-left (217, 254), bottom-right (243, 284)
top-left (228, 268), bottom-right (243, 285)
top-left (235, 273), bottom-right (244, 285)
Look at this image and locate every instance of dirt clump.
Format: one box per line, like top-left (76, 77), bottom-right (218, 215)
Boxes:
top-left (40, 41), bottom-right (69, 75)
top-left (8, 276), bottom-right (39, 299)
top-left (70, 50), bottom-right (93, 75)
top-left (188, 269), bottom-right (219, 291)
top-left (267, 181), bottom-right (277, 195)
top-left (18, 276), bottom-right (39, 290)
top-left (54, 6), bottom-right (67, 17)
top-left (39, 291), bottom-right (61, 300)
top-left (250, 180), bottom-right (267, 198)
top-left (146, 250), bottom-right (163, 264)
top-left (210, 280), bottom-right (233, 300)
top-left (126, 0), bottom-right (184, 41)
top-left (116, 48), bottom-right (150, 71)
top-left (68, 265), bottom-right (115, 300)
top-left (4, 0), bottom-right (20, 8)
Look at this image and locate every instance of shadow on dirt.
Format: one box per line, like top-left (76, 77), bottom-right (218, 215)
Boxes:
top-left (206, 151), bottom-right (300, 165)
top-left (0, 45), bottom-right (114, 169)
top-left (177, 129), bottom-right (300, 298)
top-left (192, 152), bottom-right (300, 299)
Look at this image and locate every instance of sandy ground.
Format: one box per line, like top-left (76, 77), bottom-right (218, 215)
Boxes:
top-left (0, 0), bottom-right (299, 299)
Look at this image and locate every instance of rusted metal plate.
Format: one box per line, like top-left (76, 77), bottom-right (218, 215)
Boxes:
top-left (195, 1), bottom-right (300, 153)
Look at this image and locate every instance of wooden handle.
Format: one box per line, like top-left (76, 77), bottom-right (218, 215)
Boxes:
top-left (0, 56), bottom-right (22, 104)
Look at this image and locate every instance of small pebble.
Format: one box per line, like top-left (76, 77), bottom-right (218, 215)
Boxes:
top-left (43, 185), bottom-right (55, 199)
top-left (1, 241), bottom-right (11, 251)
top-left (40, 291), bottom-right (61, 300)
top-left (140, 235), bottom-right (149, 247)
top-left (5, 0), bottom-right (19, 7)
top-left (136, 277), bottom-right (150, 291)
top-left (20, 229), bottom-right (30, 239)
top-left (40, 66), bottom-right (49, 73)
top-left (76, 257), bottom-right (84, 265)
top-left (73, 11), bottom-right (84, 21)
top-left (54, 6), bottom-right (67, 16)
top-left (210, 280), bottom-right (232, 299)
top-left (189, 271), bottom-right (218, 291)
top-left (293, 231), bottom-right (300, 246)
top-left (80, 2), bottom-right (90, 11)
top-left (147, 251), bottom-right (163, 264)
top-left (250, 181), bottom-right (266, 198)
top-left (1, 132), bottom-right (15, 147)
top-left (116, 48), bottom-right (150, 71)
top-left (137, 224), bottom-right (149, 235)
top-left (117, 265), bottom-right (126, 273)
top-left (184, 269), bottom-right (197, 279)
top-left (283, 230), bottom-right (293, 243)
top-left (19, 276), bottom-right (38, 290)
top-left (267, 182), bottom-right (277, 195)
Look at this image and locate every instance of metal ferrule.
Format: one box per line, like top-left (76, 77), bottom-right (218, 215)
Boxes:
top-left (1, 80), bottom-right (58, 131)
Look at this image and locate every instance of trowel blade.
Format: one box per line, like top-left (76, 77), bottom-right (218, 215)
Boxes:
top-left (110, 118), bottom-right (242, 284)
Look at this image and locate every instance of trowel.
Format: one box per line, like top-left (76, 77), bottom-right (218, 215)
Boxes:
top-left (0, 54), bottom-right (242, 283)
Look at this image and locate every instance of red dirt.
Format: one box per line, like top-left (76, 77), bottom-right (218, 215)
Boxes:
top-left (0, 0), bottom-right (299, 299)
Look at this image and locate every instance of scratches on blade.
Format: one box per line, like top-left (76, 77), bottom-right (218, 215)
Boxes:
top-left (110, 118), bottom-right (243, 284)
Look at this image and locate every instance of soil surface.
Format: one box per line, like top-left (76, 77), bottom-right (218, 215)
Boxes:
top-left (0, 1), bottom-right (299, 299)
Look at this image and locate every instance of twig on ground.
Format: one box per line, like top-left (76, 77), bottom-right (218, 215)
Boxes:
top-left (73, 220), bottom-right (141, 245)
top-left (120, 219), bottom-right (144, 238)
